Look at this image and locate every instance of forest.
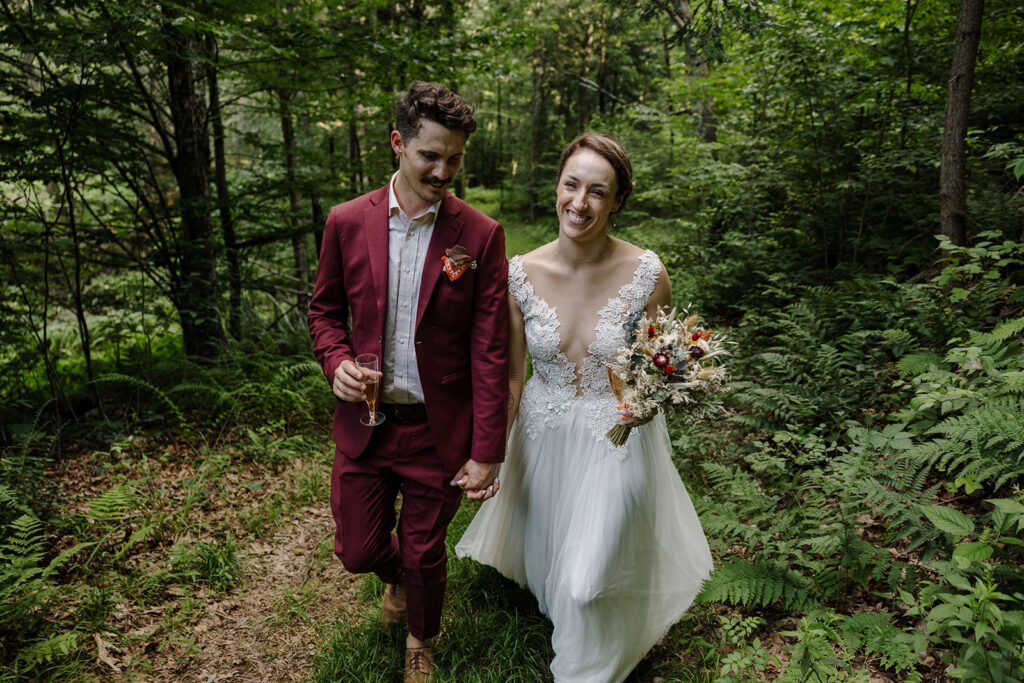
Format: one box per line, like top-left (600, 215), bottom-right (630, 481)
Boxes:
top-left (1, 0), bottom-right (1023, 680)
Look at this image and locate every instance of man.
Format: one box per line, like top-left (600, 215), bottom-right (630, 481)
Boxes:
top-left (308, 82), bottom-right (508, 682)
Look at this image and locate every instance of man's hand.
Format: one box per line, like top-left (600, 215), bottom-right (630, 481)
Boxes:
top-left (333, 359), bottom-right (380, 402)
top-left (450, 460), bottom-right (501, 501)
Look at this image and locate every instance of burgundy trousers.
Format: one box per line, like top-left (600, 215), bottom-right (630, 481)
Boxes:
top-left (330, 418), bottom-right (463, 641)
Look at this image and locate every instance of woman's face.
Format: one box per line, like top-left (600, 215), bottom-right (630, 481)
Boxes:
top-left (556, 148), bottom-right (621, 242)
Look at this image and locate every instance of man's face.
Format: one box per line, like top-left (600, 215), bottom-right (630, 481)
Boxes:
top-left (391, 119), bottom-right (467, 215)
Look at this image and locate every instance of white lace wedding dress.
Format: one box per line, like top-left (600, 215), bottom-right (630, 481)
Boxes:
top-left (456, 250), bottom-right (714, 683)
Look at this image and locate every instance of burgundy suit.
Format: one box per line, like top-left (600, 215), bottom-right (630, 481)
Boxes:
top-left (308, 185), bottom-right (508, 640)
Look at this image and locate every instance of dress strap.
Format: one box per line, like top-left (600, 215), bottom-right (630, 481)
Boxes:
top-left (621, 250), bottom-right (663, 311)
top-left (508, 256), bottom-right (532, 314)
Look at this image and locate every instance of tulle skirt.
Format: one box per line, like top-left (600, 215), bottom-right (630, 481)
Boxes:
top-left (456, 398), bottom-right (713, 683)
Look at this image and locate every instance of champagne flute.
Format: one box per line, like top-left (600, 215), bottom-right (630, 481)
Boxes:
top-left (356, 353), bottom-right (384, 426)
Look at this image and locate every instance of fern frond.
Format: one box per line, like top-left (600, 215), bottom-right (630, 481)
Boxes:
top-left (87, 484), bottom-right (139, 524)
top-left (697, 559), bottom-right (813, 610)
top-left (91, 372), bottom-right (186, 425)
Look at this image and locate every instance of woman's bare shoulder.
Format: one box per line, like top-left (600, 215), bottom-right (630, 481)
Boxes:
top-left (515, 241), bottom-right (559, 270)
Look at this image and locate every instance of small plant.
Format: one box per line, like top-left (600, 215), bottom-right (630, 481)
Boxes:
top-left (903, 498), bottom-right (1024, 680)
top-left (170, 537), bottom-right (243, 592)
top-left (716, 614), bottom-right (779, 681)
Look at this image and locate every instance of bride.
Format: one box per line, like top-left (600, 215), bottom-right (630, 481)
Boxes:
top-left (456, 133), bottom-right (714, 682)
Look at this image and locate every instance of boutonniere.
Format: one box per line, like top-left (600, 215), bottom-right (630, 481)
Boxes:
top-left (441, 245), bottom-right (477, 281)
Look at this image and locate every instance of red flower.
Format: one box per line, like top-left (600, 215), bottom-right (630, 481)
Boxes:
top-left (664, 365), bottom-right (676, 374)
top-left (648, 325), bottom-right (656, 339)
top-left (691, 331), bottom-right (702, 341)
top-left (653, 353), bottom-right (669, 368)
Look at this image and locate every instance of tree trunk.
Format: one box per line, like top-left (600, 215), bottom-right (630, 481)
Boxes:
top-left (664, 0), bottom-right (717, 148)
top-left (939, 0), bottom-right (985, 247)
top-left (278, 87), bottom-right (309, 310)
top-left (206, 35), bottom-right (241, 340)
top-left (578, 22), bottom-right (595, 130)
top-left (530, 45), bottom-right (541, 222)
top-left (497, 78), bottom-right (505, 212)
top-left (347, 121), bottom-right (362, 196)
top-left (164, 3), bottom-right (224, 358)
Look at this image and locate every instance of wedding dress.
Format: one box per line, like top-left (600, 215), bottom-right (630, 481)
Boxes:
top-left (456, 250), bottom-right (713, 683)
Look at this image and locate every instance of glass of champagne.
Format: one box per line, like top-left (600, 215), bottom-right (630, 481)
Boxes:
top-left (355, 353), bottom-right (384, 426)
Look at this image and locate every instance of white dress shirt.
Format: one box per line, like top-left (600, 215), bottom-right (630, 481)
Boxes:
top-left (381, 173), bottom-right (439, 404)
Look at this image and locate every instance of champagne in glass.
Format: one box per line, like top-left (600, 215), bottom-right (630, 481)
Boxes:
top-left (355, 353), bottom-right (384, 426)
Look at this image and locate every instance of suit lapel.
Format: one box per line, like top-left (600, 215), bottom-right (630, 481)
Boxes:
top-left (363, 186), bottom-right (390, 336)
top-left (416, 194), bottom-right (465, 330)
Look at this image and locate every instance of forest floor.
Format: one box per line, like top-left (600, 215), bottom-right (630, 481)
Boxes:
top-left (51, 430), bottom-right (367, 682)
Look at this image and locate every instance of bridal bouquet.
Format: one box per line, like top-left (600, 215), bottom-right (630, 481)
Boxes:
top-left (605, 307), bottom-right (729, 446)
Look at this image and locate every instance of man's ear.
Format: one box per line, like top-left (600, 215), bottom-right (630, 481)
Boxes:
top-left (390, 130), bottom-right (404, 156)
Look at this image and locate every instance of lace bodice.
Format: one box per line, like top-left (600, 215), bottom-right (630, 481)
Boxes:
top-left (509, 250), bottom-right (662, 456)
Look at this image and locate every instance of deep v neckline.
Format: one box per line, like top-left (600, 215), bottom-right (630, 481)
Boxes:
top-left (512, 251), bottom-right (657, 386)
top-left (520, 268), bottom-right (628, 376)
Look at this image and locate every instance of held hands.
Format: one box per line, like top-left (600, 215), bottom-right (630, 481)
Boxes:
top-left (333, 359), bottom-right (381, 402)
top-left (451, 460), bottom-right (501, 501)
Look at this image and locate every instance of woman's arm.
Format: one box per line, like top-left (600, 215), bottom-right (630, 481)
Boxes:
top-left (506, 290), bottom-right (528, 442)
top-left (645, 263), bottom-right (672, 318)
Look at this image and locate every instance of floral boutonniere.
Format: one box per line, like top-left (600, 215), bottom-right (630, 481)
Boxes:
top-left (441, 245), bottom-right (477, 281)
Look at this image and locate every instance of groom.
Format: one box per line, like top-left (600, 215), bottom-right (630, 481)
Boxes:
top-left (308, 82), bottom-right (508, 682)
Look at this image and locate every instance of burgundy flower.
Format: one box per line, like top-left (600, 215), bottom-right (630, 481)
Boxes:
top-left (689, 346), bottom-right (706, 360)
top-left (653, 353), bottom-right (669, 369)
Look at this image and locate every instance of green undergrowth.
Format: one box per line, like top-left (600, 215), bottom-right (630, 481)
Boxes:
top-left (0, 344), bottom-right (338, 679)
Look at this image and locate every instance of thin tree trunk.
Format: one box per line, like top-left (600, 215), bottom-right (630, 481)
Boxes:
top-left (164, 2), bottom-right (224, 358)
top-left (278, 87), bottom-right (309, 310)
top-left (940, 0), bottom-right (984, 247)
top-left (206, 35), bottom-right (241, 340)
top-left (497, 78), bottom-right (504, 212)
top-left (530, 45), bottom-right (541, 222)
top-left (347, 121), bottom-right (362, 196)
top-left (579, 22), bottom-right (595, 130)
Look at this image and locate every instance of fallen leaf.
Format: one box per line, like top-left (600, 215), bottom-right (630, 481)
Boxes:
top-left (94, 633), bottom-right (122, 673)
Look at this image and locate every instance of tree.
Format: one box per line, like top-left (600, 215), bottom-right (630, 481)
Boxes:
top-left (939, 0), bottom-right (985, 247)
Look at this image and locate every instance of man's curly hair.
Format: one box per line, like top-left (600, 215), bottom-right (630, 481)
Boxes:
top-left (395, 81), bottom-right (477, 141)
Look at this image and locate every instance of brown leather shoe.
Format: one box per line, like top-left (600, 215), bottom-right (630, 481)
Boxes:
top-left (404, 645), bottom-right (433, 682)
top-left (382, 583), bottom-right (407, 629)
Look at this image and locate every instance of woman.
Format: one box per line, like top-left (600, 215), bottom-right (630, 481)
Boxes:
top-left (456, 133), bottom-right (713, 682)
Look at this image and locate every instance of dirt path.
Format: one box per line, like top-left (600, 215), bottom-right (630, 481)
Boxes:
top-left (154, 506), bottom-right (357, 683)
top-left (56, 442), bottom-right (364, 682)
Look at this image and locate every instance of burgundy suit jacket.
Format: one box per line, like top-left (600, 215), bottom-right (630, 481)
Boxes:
top-left (308, 185), bottom-right (509, 471)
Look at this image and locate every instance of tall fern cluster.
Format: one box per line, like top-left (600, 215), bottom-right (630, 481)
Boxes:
top-left (691, 235), bottom-right (1024, 680)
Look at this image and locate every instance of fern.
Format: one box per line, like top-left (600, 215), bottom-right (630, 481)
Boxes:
top-left (87, 483), bottom-right (140, 524)
top-left (909, 396), bottom-right (1024, 490)
top-left (0, 514), bottom-right (91, 671)
top-left (698, 559), bottom-right (813, 610)
top-left (91, 372), bottom-right (186, 425)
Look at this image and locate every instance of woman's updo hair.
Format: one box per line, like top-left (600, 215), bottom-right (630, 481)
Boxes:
top-left (557, 133), bottom-right (634, 213)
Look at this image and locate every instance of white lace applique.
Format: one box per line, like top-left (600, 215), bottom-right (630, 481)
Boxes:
top-left (513, 251), bottom-right (663, 456)
top-left (509, 257), bottom-right (577, 440)
top-left (581, 250), bottom-right (662, 458)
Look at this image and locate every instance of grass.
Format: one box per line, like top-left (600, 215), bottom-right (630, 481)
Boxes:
top-left (464, 186), bottom-right (551, 259)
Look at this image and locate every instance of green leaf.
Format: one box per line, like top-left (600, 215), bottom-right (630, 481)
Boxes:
top-left (921, 505), bottom-right (975, 537)
top-left (952, 541), bottom-right (993, 563)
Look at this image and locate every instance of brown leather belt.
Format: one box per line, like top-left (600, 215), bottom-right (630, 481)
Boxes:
top-left (379, 403), bottom-right (428, 424)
